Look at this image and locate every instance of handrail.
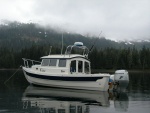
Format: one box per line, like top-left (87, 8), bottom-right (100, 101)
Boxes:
top-left (65, 45), bottom-right (89, 58)
top-left (22, 58), bottom-right (41, 68)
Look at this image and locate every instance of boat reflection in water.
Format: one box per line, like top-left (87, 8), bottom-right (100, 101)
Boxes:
top-left (109, 91), bottom-right (129, 112)
top-left (22, 85), bottom-right (128, 113)
top-left (113, 92), bottom-right (129, 112)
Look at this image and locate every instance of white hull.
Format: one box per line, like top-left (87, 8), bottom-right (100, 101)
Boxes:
top-left (23, 67), bottom-right (110, 91)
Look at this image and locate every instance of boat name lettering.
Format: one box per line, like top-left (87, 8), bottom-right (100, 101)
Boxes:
top-left (40, 69), bottom-right (45, 72)
top-left (61, 70), bottom-right (65, 72)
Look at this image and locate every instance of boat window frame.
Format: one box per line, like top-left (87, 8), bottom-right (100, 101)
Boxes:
top-left (70, 58), bottom-right (90, 74)
top-left (84, 61), bottom-right (90, 74)
top-left (58, 59), bottom-right (67, 67)
top-left (49, 59), bottom-right (57, 67)
top-left (78, 60), bottom-right (83, 73)
top-left (58, 109), bottom-right (65, 113)
top-left (70, 105), bottom-right (76, 113)
top-left (70, 60), bottom-right (76, 73)
top-left (41, 59), bottom-right (50, 66)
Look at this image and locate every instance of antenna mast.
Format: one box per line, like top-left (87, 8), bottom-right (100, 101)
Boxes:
top-left (89, 31), bottom-right (102, 52)
top-left (49, 46), bottom-right (52, 55)
top-left (61, 33), bottom-right (64, 55)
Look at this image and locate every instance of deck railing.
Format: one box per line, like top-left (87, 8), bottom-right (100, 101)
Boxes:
top-left (22, 58), bottom-right (41, 68)
top-left (65, 44), bottom-right (89, 58)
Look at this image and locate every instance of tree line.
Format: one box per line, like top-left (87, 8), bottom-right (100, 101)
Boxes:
top-left (89, 46), bottom-right (150, 70)
top-left (0, 45), bottom-right (150, 70)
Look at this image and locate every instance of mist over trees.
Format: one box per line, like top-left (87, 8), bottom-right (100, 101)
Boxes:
top-left (0, 21), bottom-right (150, 69)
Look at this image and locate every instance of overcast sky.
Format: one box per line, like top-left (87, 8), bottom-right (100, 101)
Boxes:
top-left (0, 0), bottom-right (150, 41)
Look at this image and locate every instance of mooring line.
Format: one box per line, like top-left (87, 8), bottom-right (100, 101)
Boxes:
top-left (4, 65), bottom-right (22, 84)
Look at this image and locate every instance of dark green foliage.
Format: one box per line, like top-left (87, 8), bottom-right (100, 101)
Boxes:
top-left (1, 21), bottom-right (150, 69)
top-left (0, 45), bottom-right (61, 68)
top-left (0, 44), bottom-right (150, 69)
top-left (89, 47), bottom-right (150, 70)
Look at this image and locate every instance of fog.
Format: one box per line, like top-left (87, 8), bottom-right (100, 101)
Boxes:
top-left (0, 0), bottom-right (150, 40)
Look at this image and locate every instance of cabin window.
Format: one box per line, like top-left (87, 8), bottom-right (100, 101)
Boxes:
top-left (49, 108), bottom-right (56, 113)
top-left (77, 106), bottom-right (82, 113)
top-left (70, 60), bottom-right (76, 72)
top-left (49, 59), bottom-right (57, 66)
top-left (85, 62), bottom-right (90, 74)
top-left (59, 59), bottom-right (66, 67)
top-left (70, 106), bottom-right (76, 113)
top-left (58, 109), bottom-right (65, 113)
top-left (41, 59), bottom-right (49, 66)
top-left (78, 61), bottom-right (83, 73)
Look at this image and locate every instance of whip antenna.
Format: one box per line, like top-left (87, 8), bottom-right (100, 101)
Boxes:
top-left (89, 31), bottom-right (102, 52)
top-left (61, 33), bottom-right (64, 55)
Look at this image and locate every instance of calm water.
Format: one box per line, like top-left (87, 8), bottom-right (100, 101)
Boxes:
top-left (0, 70), bottom-right (150, 113)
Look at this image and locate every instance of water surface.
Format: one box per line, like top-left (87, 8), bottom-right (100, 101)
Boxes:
top-left (0, 70), bottom-right (150, 113)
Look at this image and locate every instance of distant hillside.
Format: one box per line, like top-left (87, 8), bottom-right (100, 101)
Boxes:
top-left (0, 21), bottom-right (150, 51)
top-left (1, 21), bottom-right (150, 69)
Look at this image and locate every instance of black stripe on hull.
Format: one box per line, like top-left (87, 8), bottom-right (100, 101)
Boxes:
top-left (25, 71), bottom-right (103, 81)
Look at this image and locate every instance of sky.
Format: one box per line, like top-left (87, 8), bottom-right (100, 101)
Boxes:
top-left (0, 0), bottom-right (150, 41)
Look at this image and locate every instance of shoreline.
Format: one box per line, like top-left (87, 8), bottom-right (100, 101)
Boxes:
top-left (0, 68), bottom-right (150, 73)
top-left (0, 69), bottom-right (22, 70)
top-left (92, 69), bottom-right (150, 73)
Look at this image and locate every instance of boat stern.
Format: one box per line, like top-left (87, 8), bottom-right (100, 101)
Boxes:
top-left (95, 74), bottom-right (110, 91)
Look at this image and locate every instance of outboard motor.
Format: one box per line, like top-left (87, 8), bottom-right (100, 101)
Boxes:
top-left (110, 70), bottom-right (129, 91)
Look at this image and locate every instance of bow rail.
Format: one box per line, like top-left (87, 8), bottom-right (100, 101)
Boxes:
top-left (22, 58), bottom-right (41, 68)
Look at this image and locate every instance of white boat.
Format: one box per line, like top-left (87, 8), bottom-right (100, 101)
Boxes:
top-left (22, 42), bottom-right (129, 91)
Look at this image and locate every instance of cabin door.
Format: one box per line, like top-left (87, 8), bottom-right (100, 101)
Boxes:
top-left (70, 60), bottom-right (83, 74)
top-left (70, 60), bottom-right (76, 73)
top-left (70, 60), bottom-right (90, 74)
top-left (78, 61), bottom-right (83, 74)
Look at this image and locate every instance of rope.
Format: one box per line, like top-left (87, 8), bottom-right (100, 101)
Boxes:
top-left (4, 65), bottom-right (22, 84)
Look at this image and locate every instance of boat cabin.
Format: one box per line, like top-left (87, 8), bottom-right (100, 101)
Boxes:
top-left (37, 54), bottom-right (91, 75)
top-left (29, 42), bottom-right (91, 75)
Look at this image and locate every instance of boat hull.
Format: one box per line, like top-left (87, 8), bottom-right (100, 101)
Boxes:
top-left (22, 67), bottom-right (110, 91)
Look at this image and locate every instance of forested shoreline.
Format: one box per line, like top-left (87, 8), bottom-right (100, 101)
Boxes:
top-left (0, 21), bottom-right (150, 70)
top-left (0, 45), bottom-right (150, 70)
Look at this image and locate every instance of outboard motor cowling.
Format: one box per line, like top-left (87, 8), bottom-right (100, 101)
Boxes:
top-left (114, 70), bottom-right (129, 91)
top-left (114, 70), bottom-right (129, 81)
